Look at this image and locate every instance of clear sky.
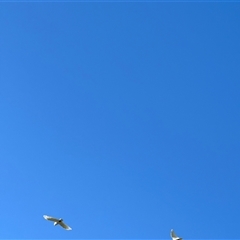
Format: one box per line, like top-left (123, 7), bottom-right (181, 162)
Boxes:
top-left (0, 1), bottom-right (240, 240)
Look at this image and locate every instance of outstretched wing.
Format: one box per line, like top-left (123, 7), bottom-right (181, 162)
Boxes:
top-left (43, 215), bottom-right (59, 222)
top-left (59, 221), bottom-right (72, 230)
top-left (171, 229), bottom-right (177, 238)
top-left (171, 230), bottom-right (182, 240)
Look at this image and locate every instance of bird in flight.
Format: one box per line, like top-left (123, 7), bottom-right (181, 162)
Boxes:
top-left (43, 215), bottom-right (72, 230)
top-left (170, 229), bottom-right (182, 240)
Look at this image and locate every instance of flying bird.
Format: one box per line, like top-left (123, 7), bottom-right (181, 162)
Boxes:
top-left (170, 229), bottom-right (182, 240)
top-left (43, 215), bottom-right (72, 230)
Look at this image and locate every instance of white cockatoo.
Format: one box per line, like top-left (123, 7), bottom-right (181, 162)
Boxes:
top-left (43, 215), bottom-right (72, 230)
top-left (170, 229), bottom-right (182, 240)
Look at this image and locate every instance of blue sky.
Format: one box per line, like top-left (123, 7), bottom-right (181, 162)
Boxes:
top-left (1, 2), bottom-right (240, 239)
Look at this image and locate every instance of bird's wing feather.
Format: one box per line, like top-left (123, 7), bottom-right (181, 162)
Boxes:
top-left (59, 221), bottom-right (72, 230)
top-left (171, 230), bottom-right (182, 240)
top-left (43, 215), bottom-right (59, 222)
top-left (171, 230), bottom-right (178, 238)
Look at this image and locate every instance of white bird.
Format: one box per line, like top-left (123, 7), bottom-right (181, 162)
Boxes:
top-left (170, 229), bottom-right (182, 240)
top-left (43, 215), bottom-right (72, 230)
